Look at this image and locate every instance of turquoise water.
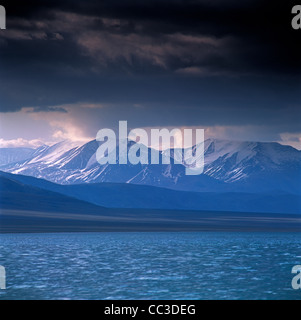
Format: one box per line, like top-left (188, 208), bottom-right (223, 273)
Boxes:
top-left (0, 232), bottom-right (300, 300)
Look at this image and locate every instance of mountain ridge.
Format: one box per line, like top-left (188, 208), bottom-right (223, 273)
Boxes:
top-left (0, 138), bottom-right (300, 195)
top-left (1, 171), bottom-right (300, 214)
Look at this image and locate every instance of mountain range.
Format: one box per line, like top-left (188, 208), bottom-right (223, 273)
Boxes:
top-left (0, 139), bottom-right (300, 213)
top-left (0, 138), bottom-right (300, 232)
top-left (0, 170), bottom-right (300, 214)
top-left (1, 138), bottom-right (300, 195)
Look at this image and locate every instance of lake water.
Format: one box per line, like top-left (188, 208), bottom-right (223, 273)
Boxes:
top-left (0, 232), bottom-right (300, 300)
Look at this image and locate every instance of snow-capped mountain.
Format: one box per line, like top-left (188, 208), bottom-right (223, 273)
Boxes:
top-left (202, 139), bottom-right (301, 182)
top-left (0, 147), bottom-right (35, 166)
top-left (1, 138), bottom-right (300, 194)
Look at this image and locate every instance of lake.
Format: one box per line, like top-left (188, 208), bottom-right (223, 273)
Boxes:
top-left (0, 232), bottom-right (300, 300)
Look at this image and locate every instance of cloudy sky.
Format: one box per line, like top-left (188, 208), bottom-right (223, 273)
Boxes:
top-left (0, 0), bottom-right (300, 149)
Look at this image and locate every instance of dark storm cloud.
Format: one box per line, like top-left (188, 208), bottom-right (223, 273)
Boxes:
top-left (2, 0), bottom-right (300, 74)
top-left (0, 0), bottom-right (300, 134)
top-left (2, 0), bottom-right (300, 72)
